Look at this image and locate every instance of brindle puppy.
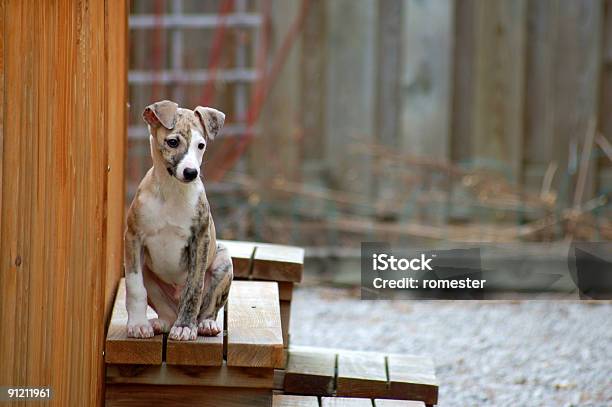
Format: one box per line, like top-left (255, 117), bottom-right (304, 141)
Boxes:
top-left (124, 100), bottom-right (232, 341)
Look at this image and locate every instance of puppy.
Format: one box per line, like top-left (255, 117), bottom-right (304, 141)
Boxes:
top-left (124, 100), bottom-right (233, 341)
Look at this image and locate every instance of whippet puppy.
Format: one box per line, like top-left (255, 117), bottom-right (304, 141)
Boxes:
top-left (124, 100), bottom-right (233, 341)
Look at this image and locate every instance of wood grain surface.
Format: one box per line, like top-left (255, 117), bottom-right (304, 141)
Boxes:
top-left (284, 347), bottom-right (336, 395)
top-left (226, 281), bottom-right (284, 367)
top-left (106, 362), bottom-right (274, 389)
top-left (105, 279), bottom-right (163, 365)
top-left (273, 394), bottom-right (319, 407)
top-left (0, 1), bottom-right (127, 405)
top-left (166, 306), bottom-right (224, 366)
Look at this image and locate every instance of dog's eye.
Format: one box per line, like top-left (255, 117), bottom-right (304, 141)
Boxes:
top-left (198, 143), bottom-right (205, 150)
top-left (166, 138), bottom-right (179, 148)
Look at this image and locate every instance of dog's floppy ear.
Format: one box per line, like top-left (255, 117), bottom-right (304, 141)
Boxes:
top-left (194, 106), bottom-right (225, 141)
top-left (143, 100), bottom-right (179, 129)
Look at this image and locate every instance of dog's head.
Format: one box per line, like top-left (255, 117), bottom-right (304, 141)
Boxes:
top-left (143, 100), bottom-right (225, 183)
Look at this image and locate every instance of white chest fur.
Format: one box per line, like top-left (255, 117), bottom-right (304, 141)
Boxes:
top-left (138, 179), bottom-right (203, 285)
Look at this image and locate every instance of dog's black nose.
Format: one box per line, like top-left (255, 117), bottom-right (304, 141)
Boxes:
top-left (183, 168), bottom-right (198, 181)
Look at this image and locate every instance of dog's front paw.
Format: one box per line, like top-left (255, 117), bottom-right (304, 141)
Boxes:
top-left (198, 319), bottom-right (221, 336)
top-left (127, 319), bottom-right (155, 338)
top-left (169, 323), bottom-right (198, 341)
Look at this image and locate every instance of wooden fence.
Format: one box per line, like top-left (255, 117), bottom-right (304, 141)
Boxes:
top-left (0, 1), bottom-right (127, 405)
top-left (127, 0), bottom-right (612, 243)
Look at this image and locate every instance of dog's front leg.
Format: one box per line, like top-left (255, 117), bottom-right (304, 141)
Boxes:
top-left (169, 220), bottom-right (210, 341)
top-left (124, 228), bottom-right (154, 338)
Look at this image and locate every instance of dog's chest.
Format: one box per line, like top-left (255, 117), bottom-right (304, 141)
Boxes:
top-left (138, 187), bottom-right (201, 284)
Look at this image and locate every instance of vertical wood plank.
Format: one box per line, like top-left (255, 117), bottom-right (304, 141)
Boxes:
top-left (375, 0), bottom-right (403, 208)
top-left (600, 0), bottom-right (612, 193)
top-left (551, 0), bottom-right (603, 205)
top-left (451, 0), bottom-right (477, 164)
top-left (451, 0), bottom-right (527, 184)
top-left (300, 0), bottom-right (327, 187)
top-left (473, 0), bottom-right (527, 181)
top-left (325, 0), bottom-right (376, 198)
top-left (251, 0), bottom-right (301, 187)
top-left (524, 0), bottom-right (604, 204)
top-left (401, 0), bottom-right (453, 159)
top-left (105, 0), bottom-right (128, 326)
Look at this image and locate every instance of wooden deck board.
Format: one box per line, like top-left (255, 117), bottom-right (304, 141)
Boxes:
top-left (252, 243), bottom-right (304, 282)
top-left (285, 346), bottom-right (438, 403)
top-left (387, 354), bottom-right (438, 405)
top-left (284, 347), bottom-right (336, 395)
top-left (105, 279), bottom-right (163, 365)
top-left (321, 397), bottom-right (373, 407)
top-left (166, 306), bottom-right (224, 366)
top-left (374, 400), bottom-right (426, 407)
top-left (227, 281), bottom-right (284, 368)
top-left (220, 240), bottom-right (256, 278)
top-left (336, 351), bottom-right (388, 397)
top-left (273, 394), bottom-right (319, 407)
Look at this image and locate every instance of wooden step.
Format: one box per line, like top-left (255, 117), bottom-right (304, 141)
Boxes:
top-left (105, 279), bottom-right (163, 365)
top-left (166, 306), bottom-right (224, 366)
top-left (106, 362), bottom-right (273, 388)
top-left (227, 281), bottom-right (284, 368)
top-left (282, 346), bottom-right (438, 405)
top-left (273, 394), bottom-right (319, 407)
top-left (220, 239), bottom-right (304, 283)
top-left (105, 279), bottom-right (284, 368)
top-left (273, 395), bottom-right (426, 407)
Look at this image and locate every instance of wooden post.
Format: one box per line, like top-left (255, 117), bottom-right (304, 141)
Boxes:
top-left (0, 1), bottom-right (127, 405)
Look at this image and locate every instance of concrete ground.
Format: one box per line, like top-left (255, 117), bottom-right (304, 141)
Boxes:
top-left (290, 286), bottom-right (612, 407)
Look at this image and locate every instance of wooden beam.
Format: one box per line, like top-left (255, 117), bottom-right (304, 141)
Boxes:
top-left (278, 282), bottom-right (294, 301)
top-left (280, 300), bottom-right (291, 347)
top-left (106, 384), bottom-right (271, 407)
top-left (106, 362), bottom-right (274, 388)
top-left (105, 279), bottom-right (163, 365)
top-left (227, 281), bottom-right (284, 368)
top-left (166, 306), bottom-right (224, 366)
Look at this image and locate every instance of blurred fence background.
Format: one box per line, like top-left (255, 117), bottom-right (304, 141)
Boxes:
top-left (128, 0), bottom-right (612, 255)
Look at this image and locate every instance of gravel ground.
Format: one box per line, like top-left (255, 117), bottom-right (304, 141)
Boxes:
top-left (289, 287), bottom-right (612, 407)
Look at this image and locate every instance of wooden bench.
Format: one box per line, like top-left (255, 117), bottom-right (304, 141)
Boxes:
top-left (104, 241), bottom-right (438, 406)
